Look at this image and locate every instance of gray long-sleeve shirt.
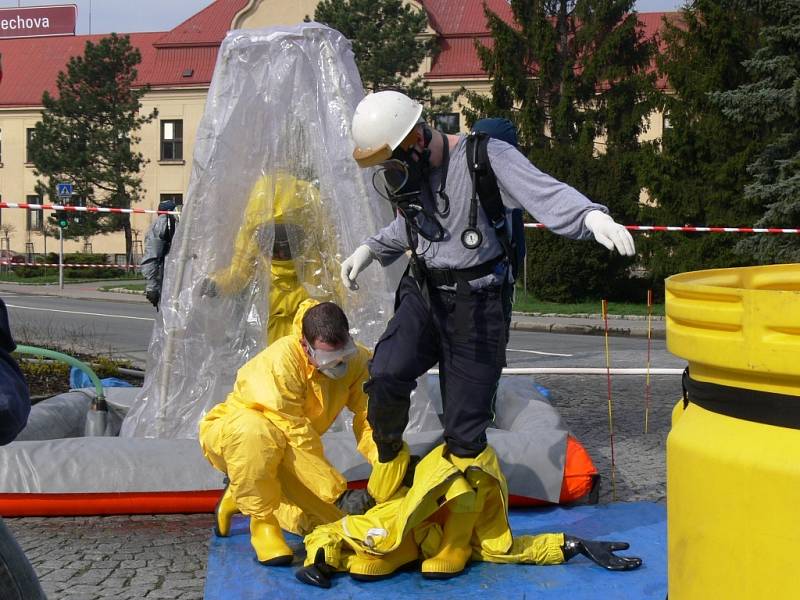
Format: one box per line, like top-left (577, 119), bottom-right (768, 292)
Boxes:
top-left (364, 135), bottom-right (607, 285)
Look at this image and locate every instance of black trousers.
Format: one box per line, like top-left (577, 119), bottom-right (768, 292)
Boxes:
top-left (365, 273), bottom-right (509, 460)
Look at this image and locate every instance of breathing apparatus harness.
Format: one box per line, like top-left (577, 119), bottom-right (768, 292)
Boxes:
top-left (372, 126), bottom-right (450, 242)
top-left (372, 126), bottom-right (451, 285)
top-left (371, 126), bottom-right (515, 297)
top-left (463, 131), bottom-right (518, 276)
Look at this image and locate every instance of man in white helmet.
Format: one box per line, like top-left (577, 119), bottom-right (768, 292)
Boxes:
top-left (340, 90), bottom-right (635, 578)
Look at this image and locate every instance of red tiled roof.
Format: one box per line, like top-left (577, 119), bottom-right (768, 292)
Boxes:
top-left (429, 35), bottom-right (495, 80)
top-left (142, 46), bottom-right (221, 87)
top-left (0, 32), bottom-right (164, 107)
top-left (0, 0), bottom-right (677, 108)
top-left (0, 0), bottom-right (250, 107)
top-left (423, 0), bottom-right (513, 35)
top-left (422, 2), bottom-right (675, 85)
top-left (154, 0), bottom-right (248, 47)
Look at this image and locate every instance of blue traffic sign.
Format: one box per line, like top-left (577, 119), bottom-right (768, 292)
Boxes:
top-left (56, 182), bottom-right (73, 197)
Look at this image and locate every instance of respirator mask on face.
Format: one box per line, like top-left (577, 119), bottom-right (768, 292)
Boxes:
top-left (319, 362), bottom-right (349, 380)
top-left (306, 337), bottom-right (357, 380)
top-left (371, 126), bottom-right (449, 243)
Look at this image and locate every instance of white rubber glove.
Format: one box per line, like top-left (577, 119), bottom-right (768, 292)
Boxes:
top-left (583, 210), bottom-right (636, 256)
top-left (340, 244), bottom-right (375, 291)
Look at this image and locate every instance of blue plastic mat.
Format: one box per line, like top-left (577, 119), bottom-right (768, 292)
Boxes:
top-left (204, 501), bottom-right (666, 600)
top-left (69, 367), bottom-right (132, 389)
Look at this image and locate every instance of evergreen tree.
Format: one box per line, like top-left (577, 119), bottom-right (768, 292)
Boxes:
top-left (711, 0), bottom-right (800, 262)
top-left (314, 0), bottom-right (435, 94)
top-left (637, 0), bottom-right (764, 287)
top-left (28, 34), bottom-right (157, 261)
top-left (462, 0), bottom-right (658, 301)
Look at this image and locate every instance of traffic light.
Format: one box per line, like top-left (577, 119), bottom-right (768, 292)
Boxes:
top-left (58, 214), bottom-right (68, 229)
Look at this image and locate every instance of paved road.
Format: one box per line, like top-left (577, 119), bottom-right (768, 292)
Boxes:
top-left (506, 330), bottom-right (682, 370)
top-left (2, 289), bottom-right (673, 371)
top-left (3, 292), bottom-right (155, 366)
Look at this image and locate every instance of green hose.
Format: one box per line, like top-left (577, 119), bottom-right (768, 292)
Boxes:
top-left (15, 345), bottom-right (105, 401)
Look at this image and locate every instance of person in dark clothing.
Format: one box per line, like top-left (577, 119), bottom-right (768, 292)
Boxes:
top-left (0, 300), bottom-right (29, 445)
top-left (0, 297), bottom-right (47, 599)
top-left (140, 198), bottom-right (181, 308)
top-left (340, 91), bottom-right (635, 578)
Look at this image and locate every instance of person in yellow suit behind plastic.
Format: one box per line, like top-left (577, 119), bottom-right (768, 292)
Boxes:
top-left (200, 172), bottom-right (336, 345)
top-left (198, 299), bottom-right (378, 565)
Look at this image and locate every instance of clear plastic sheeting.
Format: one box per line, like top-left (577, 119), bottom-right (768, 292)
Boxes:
top-left (122, 23), bottom-right (402, 439)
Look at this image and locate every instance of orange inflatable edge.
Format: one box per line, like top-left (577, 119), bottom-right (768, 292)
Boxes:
top-left (512, 434), bottom-right (598, 507)
top-left (0, 490), bottom-right (223, 517)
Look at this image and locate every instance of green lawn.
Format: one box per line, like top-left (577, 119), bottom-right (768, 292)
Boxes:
top-left (513, 290), bottom-right (665, 316)
top-left (1, 271), bottom-right (662, 315)
top-left (0, 272), bottom-right (143, 285)
top-left (99, 282), bottom-right (146, 292)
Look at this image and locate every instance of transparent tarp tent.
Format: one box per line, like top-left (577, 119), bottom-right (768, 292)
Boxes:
top-left (122, 23), bottom-right (403, 439)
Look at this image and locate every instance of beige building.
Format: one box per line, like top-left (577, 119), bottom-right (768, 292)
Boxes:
top-left (0, 0), bottom-right (669, 261)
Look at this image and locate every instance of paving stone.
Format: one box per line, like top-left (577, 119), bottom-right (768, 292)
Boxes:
top-left (71, 568), bottom-right (114, 585)
top-left (99, 576), bottom-right (131, 588)
top-left (40, 568), bottom-right (80, 582)
top-left (144, 589), bottom-right (185, 599)
top-left (60, 583), bottom-right (105, 597)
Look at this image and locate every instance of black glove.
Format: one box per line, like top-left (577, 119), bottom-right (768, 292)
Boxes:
top-left (561, 535), bottom-right (642, 571)
top-left (295, 548), bottom-right (337, 589)
top-left (403, 454), bottom-right (421, 488)
top-left (145, 289), bottom-right (160, 308)
top-left (335, 488), bottom-right (376, 515)
top-left (199, 278), bottom-right (218, 298)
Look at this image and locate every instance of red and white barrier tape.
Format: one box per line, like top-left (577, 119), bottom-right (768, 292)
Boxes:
top-left (523, 223), bottom-right (800, 234)
top-left (0, 202), bottom-right (179, 216)
top-left (0, 262), bottom-right (137, 268)
top-left (1, 202), bottom-right (797, 233)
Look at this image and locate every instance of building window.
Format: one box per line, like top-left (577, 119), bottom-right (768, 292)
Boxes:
top-left (26, 195), bottom-right (43, 231)
top-left (434, 113), bottom-right (460, 134)
top-left (161, 120), bottom-right (183, 160)
top-left (160, 193), bottom-right (183, 205)
top-left (26, 128), bottom-right (36, 163)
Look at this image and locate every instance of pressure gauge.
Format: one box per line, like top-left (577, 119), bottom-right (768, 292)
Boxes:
top-left (461, 228), bottom-right (483, 249)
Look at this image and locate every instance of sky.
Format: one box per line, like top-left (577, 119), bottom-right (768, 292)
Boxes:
top-left (2, 0), bottom-right (686, 35)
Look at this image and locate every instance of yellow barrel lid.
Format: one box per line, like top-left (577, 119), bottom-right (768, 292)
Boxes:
top-left (666, 264), bottom-right (800, 395)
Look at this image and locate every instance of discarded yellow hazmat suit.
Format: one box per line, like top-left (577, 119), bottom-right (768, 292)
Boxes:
top-left (198, 299), bottom-right (378, 536)
top-left (302, 443), bottom-right (565, 573)
top-left (206, 173), bottom-right (331, 344)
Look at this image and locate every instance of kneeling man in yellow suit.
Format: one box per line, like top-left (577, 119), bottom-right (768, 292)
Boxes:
top-left (199, 299), bottom-right (378, 565)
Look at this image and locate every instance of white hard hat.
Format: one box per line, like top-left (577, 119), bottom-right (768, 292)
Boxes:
top-left (351, 91), bottom-right (423, 168)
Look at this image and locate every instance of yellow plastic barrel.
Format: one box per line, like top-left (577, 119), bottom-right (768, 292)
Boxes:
top-left (666, 264), bottom-right (800, 599)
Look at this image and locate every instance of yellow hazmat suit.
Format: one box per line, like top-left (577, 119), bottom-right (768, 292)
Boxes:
top-left (302, 443), bottom-right (565, 572)
top-left (207, 173), bottom-right (331, 344)
top-left (198, 299), bottom-right (378, 536)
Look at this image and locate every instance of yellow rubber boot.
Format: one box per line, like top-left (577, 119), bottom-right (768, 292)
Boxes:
top-left (349, 533), bottom-right (420, 581)
top-left (250, 515), bottom-right (293, 566)
top-left (213, 479), bottom-right (239, 537)
top-left (421, 507), bottom-right (479, 579)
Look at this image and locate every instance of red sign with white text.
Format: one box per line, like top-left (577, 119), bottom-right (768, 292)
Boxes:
top-left (0, 5), bottom-right (77, 39)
